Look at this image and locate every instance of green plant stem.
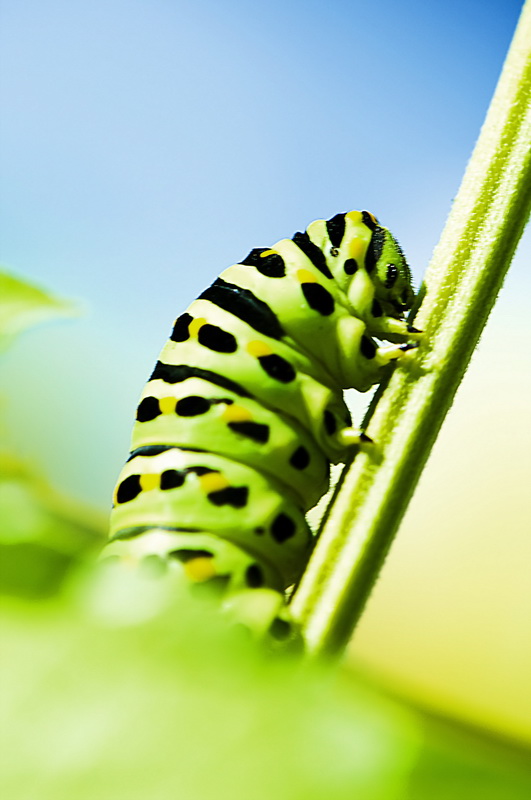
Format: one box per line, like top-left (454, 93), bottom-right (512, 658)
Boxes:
top-left (291, 0), bottom-right (531, 656)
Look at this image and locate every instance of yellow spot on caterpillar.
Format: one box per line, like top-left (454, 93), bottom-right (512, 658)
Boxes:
top-left (221, 404), bottom-right (252, 423)
top-left (158, 396), bottom-right (176, 414)
top-left (199, 472), bottom-right (230, 493)
top-left (348, 239), bottom-right (364, 261)
top-left (345, 210), bottom-right (363, 224)
top-left (139, 473), bottom-right (159, 492)
top-left (296, 268), bottom-right (317, 284)
top-left (260, 249), bottom-right (277, 257)
top-left (189, 317), bottom-right (207, 338)
top-left (183, 557), bottom-right (217, 582)
top-left (247, 340), bottom-right (273, 358)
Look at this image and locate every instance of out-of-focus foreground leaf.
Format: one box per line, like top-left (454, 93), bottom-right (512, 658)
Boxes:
top-left (1, 564), bottom-right (531, 800)
top-left (0, 269), bottom-right (79, 349)
top-left (1, 568), bottom-right (420, 800)
top-left (0, 452), bottom-right (106, 598)
top-left (0, 270), bottom-right (105, 597)
top-left (407, 712), bottom-right (531, 800)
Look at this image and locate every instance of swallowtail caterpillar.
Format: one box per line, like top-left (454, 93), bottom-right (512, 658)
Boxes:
top-left (107, 210), bottom-right (420, 641)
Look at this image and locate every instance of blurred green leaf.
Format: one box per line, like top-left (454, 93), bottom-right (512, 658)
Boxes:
top-left (0, 269), bottom-right (79, 349)
top-left (406, 713), bottom-right (531, 800)
top-left (0, 452), bottom-right (106, 598)
top-left (0, 572), bottom-right (420, 800)
top-left (0, 271), bottom-right (99, 597)
top-left (2, 566), bottom-right (530, 800)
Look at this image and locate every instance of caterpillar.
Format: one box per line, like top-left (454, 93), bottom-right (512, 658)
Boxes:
top-left (107, 210), bottom-right (419, 640)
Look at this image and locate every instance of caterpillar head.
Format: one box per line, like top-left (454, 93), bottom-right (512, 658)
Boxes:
top-left (308, 211), bottom-right (416, 319)
top-left (367, 226), bottom-right (415, 317)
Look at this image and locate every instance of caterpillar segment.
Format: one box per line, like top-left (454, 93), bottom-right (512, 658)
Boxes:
top-left (108, 209), bottom-right (419, 642)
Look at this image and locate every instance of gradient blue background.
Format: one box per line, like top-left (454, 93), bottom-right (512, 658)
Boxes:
top-left (1, 0), bottom-right (530, 740)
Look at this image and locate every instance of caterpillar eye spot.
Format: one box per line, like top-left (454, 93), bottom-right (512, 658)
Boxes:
top-left (385, 263), bottom-right (398, 288)
top-left (109, 208), bottom-right (418, 641)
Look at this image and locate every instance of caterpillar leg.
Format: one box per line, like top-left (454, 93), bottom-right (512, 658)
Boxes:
top-left (103, 529), bottom-right (300, 644)
top-left (370, 316), bottom-right (423, 342)
top-left (176, 540), bottom-right (300, 644)
top-left (335, 427), bottom-right (374, 449)
top-left (334, 314), bottom-right (420, 391)
top-left (222, 588), bottom-right (298, 644)
top-left (374, 340), bottom-right (419, 367)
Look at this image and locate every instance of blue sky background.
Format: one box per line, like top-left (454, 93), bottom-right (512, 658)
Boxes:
top-left (0, 0), bottom-right (527, 505)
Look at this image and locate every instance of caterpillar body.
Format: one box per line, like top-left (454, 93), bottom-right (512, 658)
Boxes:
top-left (108, 210), bottom-right (419, 639)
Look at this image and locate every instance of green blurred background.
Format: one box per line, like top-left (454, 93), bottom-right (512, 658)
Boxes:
top-left (1, 0), bottom-right (530, 788)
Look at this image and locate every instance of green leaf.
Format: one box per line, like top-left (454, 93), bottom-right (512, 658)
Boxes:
top-left (2, 568), bottom-right (530, 799)
top-left (3, 572), bottom-right (531, 800)
top-left (0, 269), bottom-right (79, 349)
top-left (0, 271), bottom-right (93, 595)
top-left (407, 712), bottom-right (531, 800)
top-left (0, 580), bottom-right (420, 800)
top-left (0, 452), bottom-right (106, 598)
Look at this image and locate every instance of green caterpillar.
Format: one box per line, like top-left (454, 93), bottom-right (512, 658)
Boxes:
top-left (107, 210), bottom-right (419, 640)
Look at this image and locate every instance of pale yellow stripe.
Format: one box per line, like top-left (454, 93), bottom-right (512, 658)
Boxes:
top-left (221, 404), bottom-right (253, 423)
top-left (348, 239), bottom-right (365, 261)
top-left (188, 317), bottom-right (207, 338)
top-left (158, 396), bottom-right (176, 414)
top-left (296, 268), bottom-right (318, 283)
top-left (139, 473), bottom-right (159, 491)
top-left (246, 340), bottom-right (273, 357)
top-left (184, 557), bottom-right (217, 582)
top-left (345, 210), bottom-right (363, 224)
top-left (199, 472), bottom-right (230, 493)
